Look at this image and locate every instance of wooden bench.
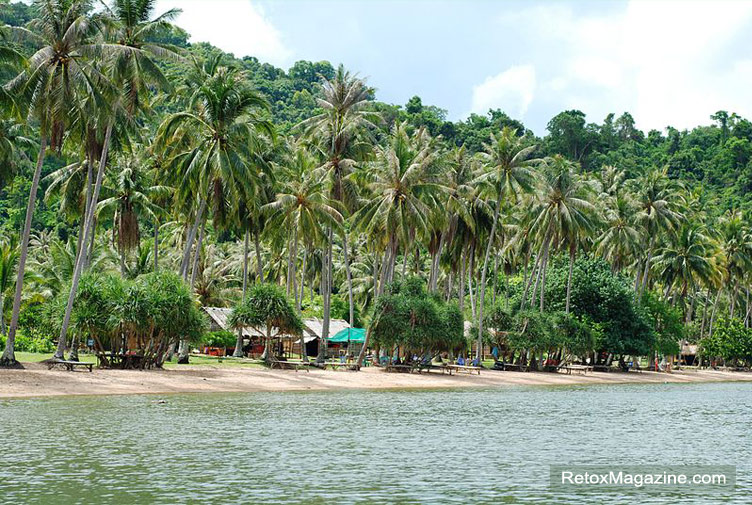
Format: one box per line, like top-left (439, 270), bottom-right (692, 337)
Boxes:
top-left (412, 363), bottom-right (453, 375)
top-left (562, 364), bottom-right (593, 375)
top-left (326, 362), bottom-right (361, 371)
top-left (384, 364), bottom-right (415, 373)
top-left (493, 362), bottom-right (529, 372)
top-left (447, 364), bottom-right (481, 375)
top-left (47, 360), bottom-right (93, 372)
top-left (270, 360), bottom-right (310, 372)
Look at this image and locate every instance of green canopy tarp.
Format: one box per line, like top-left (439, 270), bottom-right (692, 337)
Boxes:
top-left (328, 327), bottom-right (366, 344)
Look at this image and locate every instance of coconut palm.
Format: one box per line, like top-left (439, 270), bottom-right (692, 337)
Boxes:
top-left (526, 155), bottom-right (597, 313)
top-left (0, 119), bottom-right (34, 190)
top-left (97, 150), bottom-right (166, 275)
top-left (157, 57), bottom-right (272, 280)
top-left (473, 127), bottom-right (540, 360)
top-left (653, 224), bottom-right (715, 321)
top-left (354, 123), bottom-right (446, 288)
top-left (2, 0), bottom-right (106, 366)
top-left (596, 192), bottom-right (641, 272)
top-left (632, 167), bottom-right (683, 298)
top-left (300, 64), bottom-right (378, 359)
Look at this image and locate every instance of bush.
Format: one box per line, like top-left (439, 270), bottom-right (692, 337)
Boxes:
top-left (202, 330), bottom-right (236, 348)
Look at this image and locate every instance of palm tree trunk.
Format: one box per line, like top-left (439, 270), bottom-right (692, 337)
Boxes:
top-left (709, 289), bottom-right (722, 336)
top-left (458, 247), bottom-right (466, 314)
top-left (242, 229), bottom-right (250, 300)
top-left (477, 199), bottom-right (501, 362)
top-left (119, 246), bottom-right (126, 277)
top-left (520, 252), bottom-right (542, 311)
top-left (82, 159), bottom-right (94, 269)
top-left (639, 236), bottom-right (655, 298)
top-left (0, 294), bottom-right (6, 336)
top-left (153, 219), bottom-right (159, 272)
top-left (342, 231), bottom-right (355, 329)
top-left (1, 137), bottom-right (47, 367)
top-left (318, 227), bottom-right (333, 362)
top-left (55, 125), bottom-right (114, 360)
top-left (189, 220), bottom-right (206, 289)
top-left (565, 245), bottom-right (575, 314)
top-left (298, 247), bottom-right (307, 312)
top-left (180, 197), bottom-right (207, 279)
top-left (254, 229), bottom-right (263, 282)
top-left (67, 333), bottom-right (79, 361)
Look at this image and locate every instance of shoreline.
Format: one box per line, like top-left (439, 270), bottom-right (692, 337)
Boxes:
top-left (2, 363), bottom-right (752, 399)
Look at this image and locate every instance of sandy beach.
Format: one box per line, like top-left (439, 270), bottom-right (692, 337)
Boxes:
top-left (1, 363), bottom-right (752, 399)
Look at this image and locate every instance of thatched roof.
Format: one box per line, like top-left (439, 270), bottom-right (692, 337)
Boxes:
top-left (202, 308), bottom-right (348, 343)
top-left (203, 307), bottom-right (258, 337)
top-left (303, 318), bottom-right (350, 341)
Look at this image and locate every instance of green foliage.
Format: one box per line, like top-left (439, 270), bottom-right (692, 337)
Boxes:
top-left (640, 292), bottom-right (683, 355)
top-left (700, 318), bottom-right (752, 364)
top-left (202, 330), bottom-right (236, 348)
top-left (544, 256), bottom-right (655, 356)
top-left (370, 277), bottom-right (464, 354)
top-left (230, 283), bottom-right (302, 335)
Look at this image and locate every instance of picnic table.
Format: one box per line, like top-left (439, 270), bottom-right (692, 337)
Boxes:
top-left (415, 363), bottom-right (453, 375)
top-left (269, 360), bottom-right (311, 372)
top-left (562, 364), bottom-right (593, 375)
top-left (47, 360), bottom-right (93, 372)
top-left (493, 362), bottom-right (529, 372)
top-left (446, 364), bottom-right (481, 375)
top-left (384, 364), bottom-right (415, 373)
top-left (326, 362), bottom-right (361, 371)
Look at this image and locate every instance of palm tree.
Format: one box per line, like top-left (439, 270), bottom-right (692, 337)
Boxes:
top-left (596, 192), bottom-right (641, 272)
top-left (473, 127), bottom-right (540, 360)
top-left (300, 64), bottom-right (377, 360)
top-left (632, 167), bottom-right (683, 298)
top-left (97, 150), bottom-right (165, 275)
top-left (653, 224), bottom-right (715, 322)
top-left (716, 211), bottom-right (752, 318)
top-left (157, 57), bottom-right (272, 280)
top-left (2, 0), bottom-right (104, 366)
top-left (55, 0), bottom-right (183, 359)
top-left (0, 119), bottom-right (34, 190)
top-left (0, 236), bottom-right (19, 336)
top-left (157, 58), bottom-right (272, 363)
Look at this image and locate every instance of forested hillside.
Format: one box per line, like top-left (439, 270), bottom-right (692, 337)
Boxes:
top-left (2, 0), bottom-right (752, 368)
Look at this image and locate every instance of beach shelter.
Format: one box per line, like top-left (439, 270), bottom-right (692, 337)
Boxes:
top-left (328, 327), bottom-right (366, 344)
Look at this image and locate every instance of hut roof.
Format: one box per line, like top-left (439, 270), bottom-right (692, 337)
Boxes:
top-left (203, 307), bottom-right (260, 337)
top-left (202, 308), bottom-right (348, 343)
top-left (302, 317), bottom-right (350, 341)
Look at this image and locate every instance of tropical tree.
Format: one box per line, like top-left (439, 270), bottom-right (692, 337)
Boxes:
top-left (2, 0), bottom-right (105, 366)
top-left (229, 283), bottom-right (303, 363)
top-left (0, 236), bottom-right (18, 335)
top-left (473, 127), bottom-right (540, 360)
top-left (300, 64), bottom-right (377, 360)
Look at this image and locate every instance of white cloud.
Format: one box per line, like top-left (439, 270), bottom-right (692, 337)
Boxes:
top-left (492, 0), bottom-right (752, 132)
top-left (470, 64), bottom-right (536, 118)
top-left (156, 0), bottom-right (292, 66)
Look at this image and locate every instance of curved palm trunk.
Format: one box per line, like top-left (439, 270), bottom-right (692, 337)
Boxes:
top-left (55, 125), bottom-right (113, 360)
top-left (254, 229), bottom-right (263, 282)
top-left (639, 235), bottom-right (655, 298)
top-left (565, 245), bottom-right (576, 314)
top-left (342, 231), bottom-right (354, 330)
top-left (1, 138), bottom-right (46, 366)
top-left (317, 228), bottom-right (333, 363)
top-left (180, 197), bottom-right (207, 280)
top-left (477, 200), bottom-right (501, 362)
top-left (153, 218), bottom-right (160, 272)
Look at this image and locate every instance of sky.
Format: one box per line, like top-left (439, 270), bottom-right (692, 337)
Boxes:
top-left (153, 0), bottom-right (752, 135)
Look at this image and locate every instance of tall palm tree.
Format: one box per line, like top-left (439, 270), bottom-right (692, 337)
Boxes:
top-left (54, 0), bottom-right (184, 359)
top-left (2, 0), bottom-right (105, 366)
top-left (526, 155), bottom-right (597, 313)
top-left (157, 58), bottom-right (272, 279)
top-left (596, 192), bottom-right (641, 272)
top-left (473, 127), bottom-right (540, 360)
top-left (632, 167), bottom-right (683, 299)
top-left (653, 224), bottom-right (715, 321)
top-left (0, 236), bottom-right (19, 336)
top-left (716, 211), bottom-right (752, 318)
top-left (0, 119), bottom-right (34, 190)
top-left (300, 64), bottom-right (377, 360)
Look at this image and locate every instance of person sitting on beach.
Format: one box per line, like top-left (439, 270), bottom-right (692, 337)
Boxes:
top-left (457, 356), bottom-right (465, 366)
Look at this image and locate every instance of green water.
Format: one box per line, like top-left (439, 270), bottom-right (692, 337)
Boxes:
top-left (1, 382), bottom-right (750, 504)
